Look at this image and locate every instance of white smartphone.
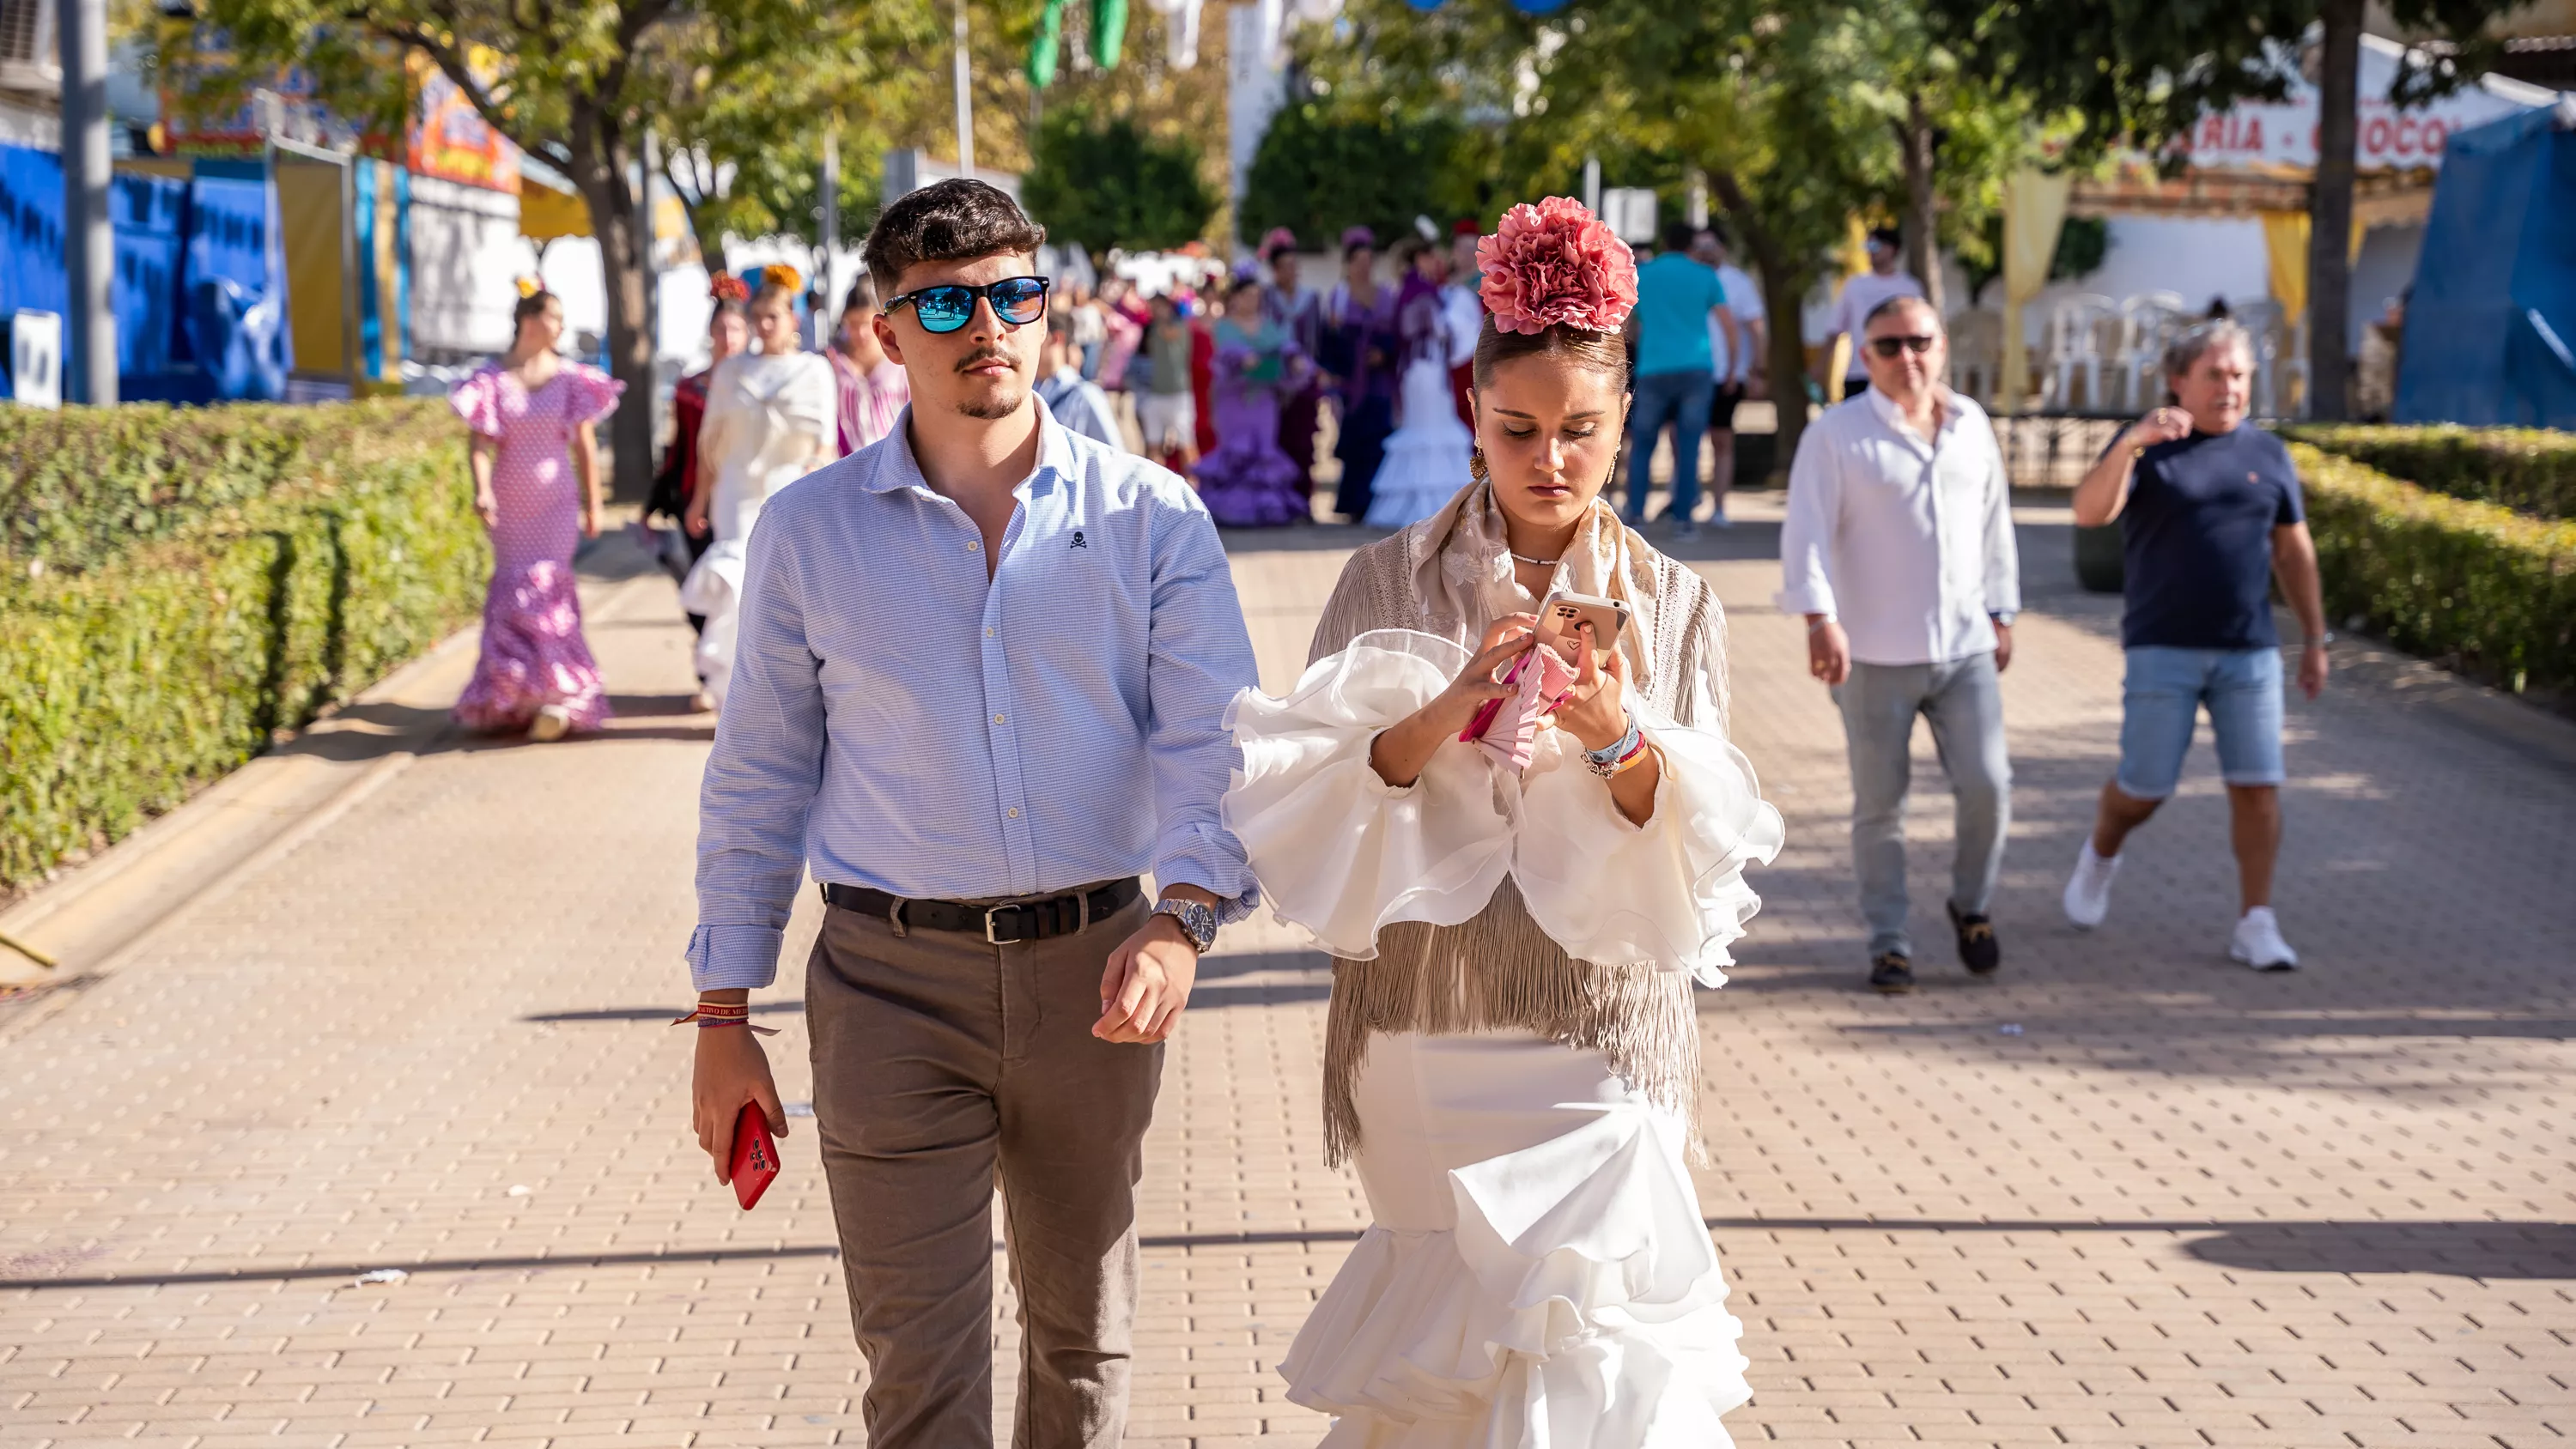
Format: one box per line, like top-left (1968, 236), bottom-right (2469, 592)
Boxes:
top-left (1536, 590), bottom-right (1631, 662)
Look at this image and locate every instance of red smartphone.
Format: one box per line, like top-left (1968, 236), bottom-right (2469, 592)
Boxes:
top-left (728, 1102), bottom-right (780, 1211)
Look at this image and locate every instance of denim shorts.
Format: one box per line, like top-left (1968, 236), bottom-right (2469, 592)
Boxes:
top-left (2117, 646), bottom-right (2286, 799)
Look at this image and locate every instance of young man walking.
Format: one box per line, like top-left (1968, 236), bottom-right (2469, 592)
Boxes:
top-left (683, 179), bottom-right (1258, 1446)
top-left (1780, 295), bottom-right (2020, 994)
top-left (1814, 228), bottom-right (1924, 403)
top-left (1624, 219), bottom-right (1736, 539)
top-left (2063, 320), bottom-right (2330, 968)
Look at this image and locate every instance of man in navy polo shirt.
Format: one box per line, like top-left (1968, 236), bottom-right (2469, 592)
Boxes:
top-left (2063, 320), bottom-right (2331, 969)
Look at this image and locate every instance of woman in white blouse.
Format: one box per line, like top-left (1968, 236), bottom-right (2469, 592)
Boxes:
top-left (1223, 197), bottom-right (1784, 1447)
top-left (682, 274), bottom-right (837, 712)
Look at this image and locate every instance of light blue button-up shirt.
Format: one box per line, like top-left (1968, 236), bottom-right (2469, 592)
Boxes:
top-left (688, 403), bottom-right (1261, 991)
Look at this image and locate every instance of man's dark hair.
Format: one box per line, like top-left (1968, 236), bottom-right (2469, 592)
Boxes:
top-left (1867, 226), bottom-right (1902, 252)
top-left (1662, 220), bottom-right (1698, 254)
top-left (862, 179), bottom-right (1046, 300)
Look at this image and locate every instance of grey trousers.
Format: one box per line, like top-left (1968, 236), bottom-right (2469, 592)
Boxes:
top-left (805, 892), bottom-right (1161, 1449)
top-left (1832, 653), bottom-right (2013, 957)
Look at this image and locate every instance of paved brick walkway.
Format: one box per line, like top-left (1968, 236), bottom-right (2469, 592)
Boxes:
top-left (3, 494), bottom-right (2572, 1448)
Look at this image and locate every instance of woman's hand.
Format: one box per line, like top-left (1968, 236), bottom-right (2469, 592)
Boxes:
top-left (473, 488), bottom-right (500, 530)
top-left (581, 500), bottom-right (604, 539)
top-left (1367, 616), bottom-right (1537, 789)
top-left (1418, 616), bottom-right (1538, 737)
top-left (1546, 622), bottom-right (1632, 753)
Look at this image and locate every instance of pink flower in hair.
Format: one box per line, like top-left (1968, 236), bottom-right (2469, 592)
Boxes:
top-left (1475, 197), bottom-right (1638, 336)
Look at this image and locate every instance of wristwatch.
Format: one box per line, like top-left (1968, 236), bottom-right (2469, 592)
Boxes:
top-left (1152, 896), bottom-right (1219, 952)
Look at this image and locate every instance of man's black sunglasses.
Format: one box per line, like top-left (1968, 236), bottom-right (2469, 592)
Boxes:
top-left (1868, 334), bottom-right (1938, 358)
top-left (884, 276), bottom-right (1052, 334)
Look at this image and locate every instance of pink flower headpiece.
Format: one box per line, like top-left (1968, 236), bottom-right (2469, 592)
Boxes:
top-left (1475, 197), bottom-right (1638, 336)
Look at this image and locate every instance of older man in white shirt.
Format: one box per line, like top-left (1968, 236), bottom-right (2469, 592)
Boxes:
top-left (1779, 294), bottom-right (2020, 995)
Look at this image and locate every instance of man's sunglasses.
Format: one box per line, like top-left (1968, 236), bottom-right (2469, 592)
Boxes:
top-left (884, 276), bottom-right (1052, 334)
top-left (1868, 334), bottom-right (1938, 358)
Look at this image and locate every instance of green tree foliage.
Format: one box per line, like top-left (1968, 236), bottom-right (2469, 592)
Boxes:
top-left (1239, 100), bottom-right (1482, 249)
top-left (1023, 106), bottom-right (1218, 252)
top-left (1293, 0), bottom-right (2042, 470)
top-left (175, 0), bottom-right (958, 495)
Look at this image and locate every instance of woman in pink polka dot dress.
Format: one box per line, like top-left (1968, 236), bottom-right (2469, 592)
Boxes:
top-left (448, 288), bottom-right (626, 741)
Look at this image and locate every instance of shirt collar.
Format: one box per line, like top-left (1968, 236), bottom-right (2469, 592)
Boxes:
top-left (866, 399), bottom-right (1074, 500)
top-left (1863, 382), bottom-right (1956, 445)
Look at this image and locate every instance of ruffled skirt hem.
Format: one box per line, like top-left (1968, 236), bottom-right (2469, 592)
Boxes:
top-left (453, 560), bottom-right (611, 733)
top-left (1279, 1095), bottom-right (1749, 1448)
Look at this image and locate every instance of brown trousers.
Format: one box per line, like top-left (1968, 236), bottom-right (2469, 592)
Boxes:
top-left (805, 894), bottom-right (1161, 1448)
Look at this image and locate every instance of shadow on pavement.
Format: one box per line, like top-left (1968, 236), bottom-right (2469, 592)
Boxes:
top-left (11, 1217), bottom-right (2562, 1292)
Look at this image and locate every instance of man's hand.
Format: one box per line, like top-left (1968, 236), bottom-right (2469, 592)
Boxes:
top-left (1992, 618), bottom-right (2014, 674)
top-left (2298, 641), bottom-right (2330, 700)
top-left (2123, 406), bottom-right (2194, 452)
top-left (1807, 616), bottom-right (1850, 687)
top-left (1096, 911), bottom-right (1198, 1045)
top-left (684, 492), bottom-right (712, 539)
top-left (691, 1016), bottom-right (787, 1185)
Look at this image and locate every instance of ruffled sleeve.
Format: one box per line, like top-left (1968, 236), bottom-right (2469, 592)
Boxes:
top-left (562, 364), bottom-right (626, 426)
top-left (1510, 688), bottom-right (1786, 985)
top-left (1221, 629), bottom-right (1515, 960)
top-left (447, 367), bottom-right (505, 437)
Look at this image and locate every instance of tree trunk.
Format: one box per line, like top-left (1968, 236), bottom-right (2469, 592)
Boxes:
top-left (568, 108), bottom-right (658, 503)
top-left (1706, 166), bottom-right (1810, 482)
top-left (2307, 0), bottom-right (2363, 421)
top-left (1899, 92), bottom-right (1944, 317)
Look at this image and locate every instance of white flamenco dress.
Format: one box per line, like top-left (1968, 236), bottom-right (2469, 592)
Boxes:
top-left (1223, 629), bottom-right (1786, 1448)
top-left (678, 351), bottom-right (836, 709)
top-left (1363, 296), bottom-right (1475, 531)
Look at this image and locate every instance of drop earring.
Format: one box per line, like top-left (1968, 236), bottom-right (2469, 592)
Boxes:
top-left (1469, 446), bottom-right (1490, 485)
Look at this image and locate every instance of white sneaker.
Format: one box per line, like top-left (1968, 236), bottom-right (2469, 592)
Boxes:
top-left (2229, 907), bottom-right (2300, 971)
top-left (2063, 840), bottom-right (2120, 929)
top-left (529, 704), bottom-right (573, 743)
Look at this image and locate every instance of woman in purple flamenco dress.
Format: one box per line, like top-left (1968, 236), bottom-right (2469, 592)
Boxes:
top-left (447, 288), bottom-right (626, 742)
top-left (1194, 274), bottom-right (1313, 527)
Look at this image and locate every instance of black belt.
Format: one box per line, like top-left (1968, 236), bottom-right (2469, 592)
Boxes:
top-left (819, 877), bottom-right (1142, 944)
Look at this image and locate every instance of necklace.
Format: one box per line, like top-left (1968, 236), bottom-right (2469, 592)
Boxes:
top-left (1510, 551), bottom-right (1559, 567)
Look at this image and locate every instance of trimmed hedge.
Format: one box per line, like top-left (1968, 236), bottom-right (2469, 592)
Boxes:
top-left (2284, 423), bottom-right (2576, 522)
top-left (2288, 442), bottom-right (2576, 697)
top-left (2, 400), bottom-right (488, 890)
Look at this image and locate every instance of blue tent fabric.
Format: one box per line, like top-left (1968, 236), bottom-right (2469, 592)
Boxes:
top-left (0, 142), bottom-right (294, 403)
top-left (2397, 105), bottom-right (2576, 428)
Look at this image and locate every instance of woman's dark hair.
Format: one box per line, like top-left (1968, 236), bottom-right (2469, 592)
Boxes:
top-left (1227, 274), bottom-right (1262, 301)
top-left (709, 297), bottom-right (746, 325)
top-left (751, 280), bottom-right (798, 312)
top-left (511, 288), bottom-right (557, 335)
top-left (862, 178), bottom-right (1046, 300)
top-left (841, 276), bottom-right (880, 316)
top-left (1470, 317), bottom-right (1631, 392)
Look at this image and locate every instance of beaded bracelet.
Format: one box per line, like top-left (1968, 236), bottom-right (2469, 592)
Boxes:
top-left (671, 1001), bottom-right (780, 1036)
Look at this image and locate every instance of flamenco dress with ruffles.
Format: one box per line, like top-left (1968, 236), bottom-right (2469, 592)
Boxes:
top-left (1224, 615), bottom-right (1784, 1447)
top-left (447, 363), bottom-right (624, 733)
top-left (1195, 317), bottom-right (1310, 527)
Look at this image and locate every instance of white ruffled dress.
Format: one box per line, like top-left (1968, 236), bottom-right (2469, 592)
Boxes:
top-left (1224, 628), bottom-right (1784, 1448)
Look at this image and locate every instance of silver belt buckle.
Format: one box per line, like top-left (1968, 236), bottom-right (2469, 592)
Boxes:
top-left (983, 904), bottom-right (1012, 945)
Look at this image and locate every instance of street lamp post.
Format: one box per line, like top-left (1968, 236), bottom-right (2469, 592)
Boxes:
top-left (56, 0), bottom-right (114, 404)
top-left (953, 0), bottom-right (975, 176)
